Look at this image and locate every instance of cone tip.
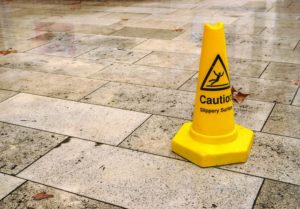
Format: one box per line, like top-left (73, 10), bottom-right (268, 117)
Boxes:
top-left (204, 22), bottom-right (224, 31)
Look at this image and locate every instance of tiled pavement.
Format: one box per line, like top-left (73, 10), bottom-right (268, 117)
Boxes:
top-left (0, 0), bottom-right (299, 208)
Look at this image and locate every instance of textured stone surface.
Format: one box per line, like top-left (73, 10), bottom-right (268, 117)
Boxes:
top-left (0, 122), bottom-right (66, 175)
top-left (0, 68), bottom-right (107, 100)
top-left (89, 63), bottom-right (195, 89)
top-left (254, 180), bottom-right (300, 209)
top-left (0, 53), bottom-right (110, 77)
top-left (0, 93), bottom-right (149, 145)
top-left (223, 132), bottom-right (300, 185)
top-left (134, 39), bottom-right (200, 54)
top-left (263, 104), bottom-right (300, 138)
top-left (18, 138), bottom-right (263, 209)
top-left (136, 51), bottom-right (199, 70)
top-left (0, 173), bottom-right (25, 200)
top-left (0, 181), bottom-right (122, 209)
top-left (120, 115), bottom-right (185, 159)
top-left (261, 62), bottom-right (300, 81)
top-left (0, 90), bottom-right (17, 103)
top-left (81, 82), bottom-right (195, 119)
top-left (79, 47), bottom-right (151, 64)
top-left (112, 27), bottom-right (184, 40)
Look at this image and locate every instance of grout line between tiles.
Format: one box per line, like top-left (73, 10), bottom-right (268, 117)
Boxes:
top-left (0, 179), bottom-right (27, 202)
top-left (176, 71), bottom-right (198, 90)
top-left (251, 178), bottom-right (265, 209)
top-left (117, 114), bottom-right (153, 146)
top-left (290, 85), bottom-right (300, 105)
top-left (260, 102), bottom-right (276, 131)
top-left (15, 136), bottom-right (71, 176)
top-left (258, 61), bottom-right (270, 78)
top-left (293, 39), bottom-right (300, 51)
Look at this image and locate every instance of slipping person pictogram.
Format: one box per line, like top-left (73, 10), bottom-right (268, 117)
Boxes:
top-left (209, 71), bottom-right (224, 86)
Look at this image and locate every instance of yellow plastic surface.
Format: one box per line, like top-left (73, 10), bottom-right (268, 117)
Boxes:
top-left (171, 22), bottom-right (254, 167)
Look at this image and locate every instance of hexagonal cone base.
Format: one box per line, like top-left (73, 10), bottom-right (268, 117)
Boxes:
top-left (171, 122), bottom-right (254, 167)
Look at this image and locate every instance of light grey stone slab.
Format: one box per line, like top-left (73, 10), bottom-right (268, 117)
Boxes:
top-left (227, 45), bottom-right (300, 64)
top-left (79, 47), bottom-right (151, 64)
top-left (0, 173), bottom-right (25, 200)
top-left (0, 53), bottom-right (110, 78)
top-left (0, 93), bottom-right (149, 145)
top-left (106, 6), bottom-right (176, 14)
top-left (254, 180), bottom-right (300, 209)
top-left (81, 82), bottom-right (195, 119)
top-left (261, 62), bottom-right (300, 81)
top-left (0, 68), bottom-right (106, 100)
top-left (0, 122), bottom-right (66, 175)
top-left (120, 115), bottom-right (185, 160)
top-left (134, 39), bottom-right (200, 54)
top-left (292, 89), bottom-right (300, 106)
top-left (77, 34), bottom-right (146, 50)
top-left (231, 76), bottom-right (298, 104)
top-left (18, 138), bottom-right (263, 209)
top-left (0, 90), bottom-right (17, 103)
top-left (27, 39), bottom-right (96, 58)
top-left (260, 27), bottom-right (300, 39)
top-left (0, 181), bottom-right (122, 209)
top-left (89, 63), bottom-right (195, 89)
top-left (263, 104), bottom-right (300, 138)
top-left (223, 132), bottom-right (300, 185)
top-left (226, 34), bottom-right (299, 50)
top-left (229, 59), bottom-right (269, 78)
top-left (111, 27), bottom-right (184, 40)
top-left (234, 100), bottom-right (274, 131)
top-left (136, 51), bottom-right (200, 71)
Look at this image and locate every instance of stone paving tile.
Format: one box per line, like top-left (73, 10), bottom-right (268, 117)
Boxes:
top-left (111, 27), bottom-right (184, 40)
top-left (106, 6), bottom-right (176, 14)
top-left (222, 132), bottom-right (300, 185)
top-left (260, 27), bottom-right (300, 39)
top-left (37, 22), bottom-right (123, 35)
top-left (0, 68), bottom-right (106, 100)
top-left (27, 39), bottom-right (96, 58)
top-left (89, 63), bottom-right (195, 89)
top-left (229, 59), bottom-right (269, 78)
top-left (0, 93), bottom-right (149, 145)
top-left (0, 37), bottom-right (50, 53)
top-left (226, 34), bottom-right (299, 50)
top-left (122, 19), bottom-right (187, 30)
top-left (263, 104), bottom-right (300, 138)
top-left (18, 138), bottom-right (263, 209)
top-left (231, 76), bottom-right (298, 104)
top-left (77, 34), bottom-right (146, 49)
top-left (292, 89), bottom-right (300, 106)
top-left (0, 173), bottom-right (25, 200)
top-left (253, 180), bottom-right (300, 209)
top-left (136, 51), bottom-right (199, 71)
top-left (233, 100), bottom-right (274, 132)
top-left (0, 122), bottom-right (66, 175)
top-left (227, 45), bottom-right (300, 64)
top-left (0, 181), bottom-right (122, 209)
top-left (120, 115), bottom-right (186, 160)
top-left (79, 47), bottom-right (151, 64)
top-left (102, 12), bottom-right (150, 20)
top-left (0, 53), bottom-right (110, 78)
top-left (0, 90), bottom-right (17, 103)
top-left (134, 39), bottom-right (200, 54)
top-left (261, 62), bottom-right (300, 81)
top-left (28, 34), bottom-right (145, 58)
top-left (81, 82), bottom-right (195, 119)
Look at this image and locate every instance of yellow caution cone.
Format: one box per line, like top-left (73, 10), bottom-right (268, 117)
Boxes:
top-left (171, 22), bottom-right (254, 167)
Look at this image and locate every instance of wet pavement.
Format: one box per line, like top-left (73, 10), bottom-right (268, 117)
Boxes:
top-left (0, 0), bottom-right (299, 209)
